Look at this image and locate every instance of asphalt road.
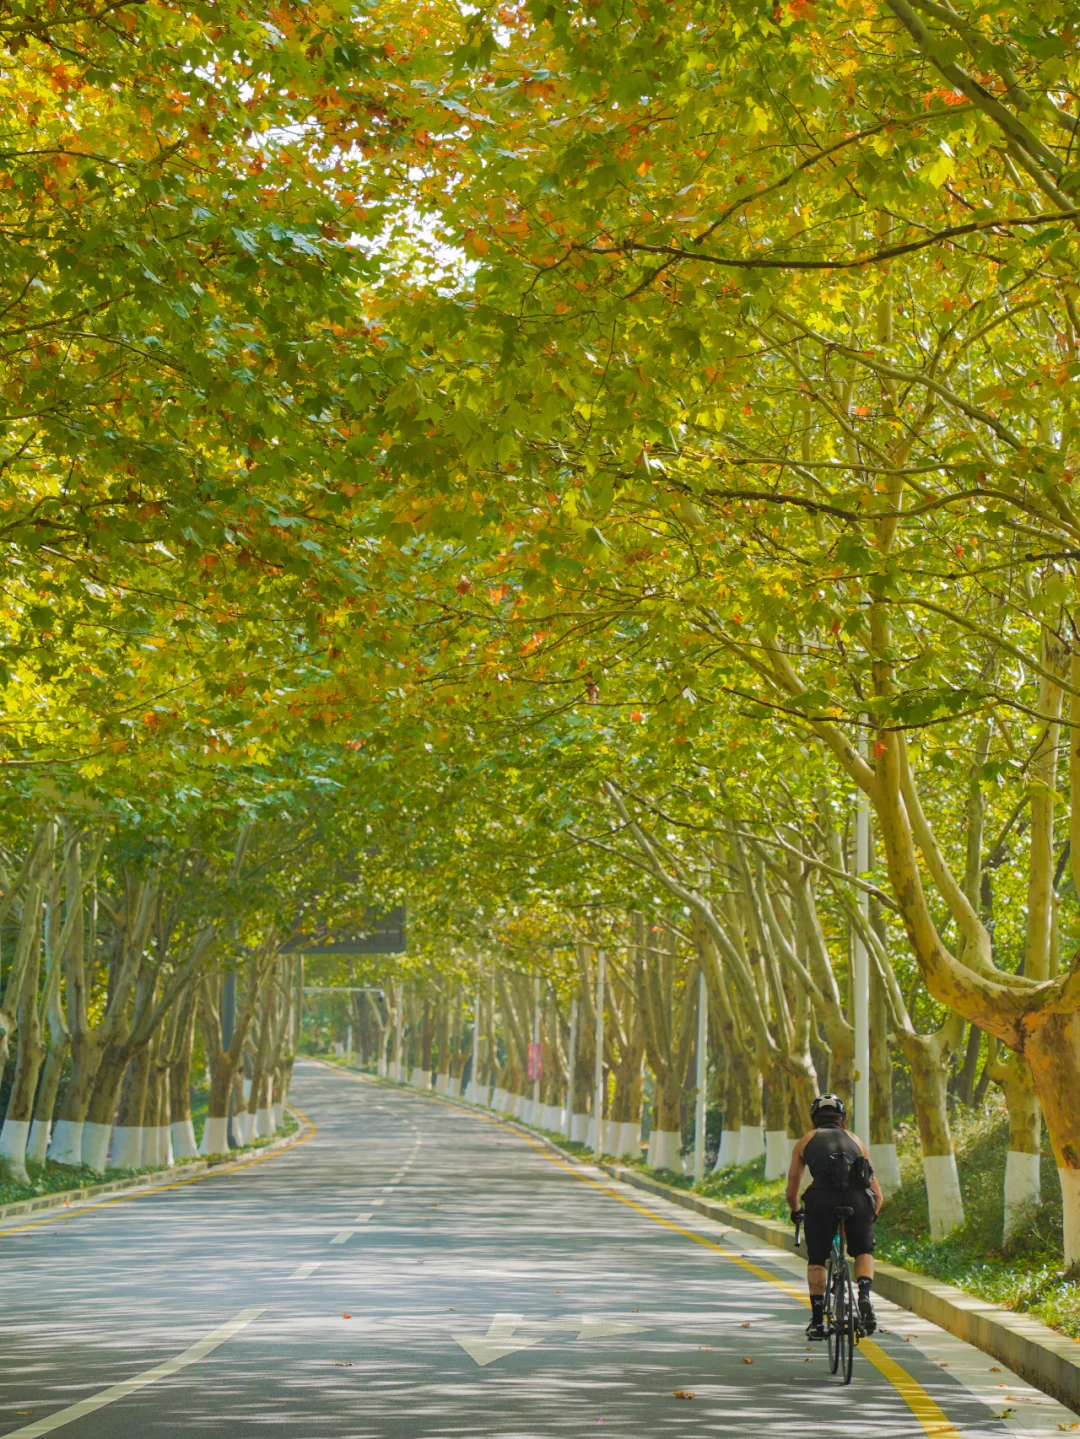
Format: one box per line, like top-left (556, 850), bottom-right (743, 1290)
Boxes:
top-left (0, 1062), bottom-right (1075, 1438)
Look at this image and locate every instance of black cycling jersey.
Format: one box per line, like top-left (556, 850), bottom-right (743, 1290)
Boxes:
top-left (802, 1127), bottom-right (866, 1188)
top-left (801, 1126), bottom-right (877, 1264)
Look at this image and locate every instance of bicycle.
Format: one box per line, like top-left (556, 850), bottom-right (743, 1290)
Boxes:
top-left (792, 1205), bottom-right (862, 1385)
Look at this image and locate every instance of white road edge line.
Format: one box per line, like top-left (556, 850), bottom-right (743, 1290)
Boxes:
top-left (7, 1307), bottom-right (264, 1437)
top-left (289, 1262), bottom-right (321, 1280)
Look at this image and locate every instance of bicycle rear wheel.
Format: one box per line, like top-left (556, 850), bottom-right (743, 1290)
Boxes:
top-left (842, 1277), bottom-right (856, 1384)
top-left (827, 1270), bottom-right (843, 1375)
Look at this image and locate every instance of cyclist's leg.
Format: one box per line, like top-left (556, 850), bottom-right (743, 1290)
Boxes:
top-left (802, 1197), bottom-right (837, 1339)
top-left (847, 1198), bottom-right (878, 1333)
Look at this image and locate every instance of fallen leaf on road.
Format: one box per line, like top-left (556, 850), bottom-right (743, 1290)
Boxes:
top-left (989, 1367), bottom-right (1001, 1373)
top-left (672, 1391), bottom-right (695, 1400)
top-left (741, 1322), bottom-right (751, 1328)
top-left (1056, 1423), bottom-right (1078, 1430)
top-left (332, 1362), bottom-right (354, 1367)
top-left (742, 1358), bottom-right (753, 1365)
top-left (342, 1313), bottom-right (352, 1319)
top-left (698, 1346), bottom-right (713, 1351)
top-left (16, 1411), bottom-right (33, 1416)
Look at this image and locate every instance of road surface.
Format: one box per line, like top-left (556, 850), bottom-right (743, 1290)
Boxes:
top-left (0, 1062), bottom-right (1075, 1437)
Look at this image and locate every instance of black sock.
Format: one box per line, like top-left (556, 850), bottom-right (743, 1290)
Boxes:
top-left (811, 1296), bottom-right (825, 1323)
top-left (858, 1277), bottom-right (873, 1301)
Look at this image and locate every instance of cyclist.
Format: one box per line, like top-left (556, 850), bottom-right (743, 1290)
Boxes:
top-left (786, 1094), bottom-right (883, 1341)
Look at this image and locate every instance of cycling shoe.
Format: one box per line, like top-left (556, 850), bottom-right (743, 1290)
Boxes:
top-left (805, 1319), bottom-right (828, 1341)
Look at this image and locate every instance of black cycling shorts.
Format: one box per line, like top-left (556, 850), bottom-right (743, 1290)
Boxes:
top-left (802, 1186), bottom-right (876, 1266)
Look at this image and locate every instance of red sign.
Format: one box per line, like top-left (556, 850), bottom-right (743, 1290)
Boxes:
top-left (527, 1042), bottom-right (542, 1082)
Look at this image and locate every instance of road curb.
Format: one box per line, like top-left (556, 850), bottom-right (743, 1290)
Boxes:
top-left (0, 1113), bottom-right (306, 1228)
top-left (336, 1066), bottom-right (1080, 1418)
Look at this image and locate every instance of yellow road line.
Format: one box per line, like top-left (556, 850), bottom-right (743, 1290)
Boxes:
top-left (0, 1108), bottom-right (317, 1239)
top-left (336, 1066), bottom-right (961, 1438)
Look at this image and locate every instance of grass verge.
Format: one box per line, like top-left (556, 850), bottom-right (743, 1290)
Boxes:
top-left (0, 1100), bottom-right (299, 1210)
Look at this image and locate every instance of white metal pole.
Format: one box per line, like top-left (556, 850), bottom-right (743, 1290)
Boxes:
top-left (694, 968), bottom-right (708, 1182)
top-left (346, 1021), bottom-right (353, 1068)
top-left (469, 976), bottom-right (481, 1102)
top-left (853, 737), bottom-right (871, 1144)
top-left (565, 997), bottom-right (578, 1139)
top-left (394, 994), bottom-right (404, 1084)
top-left (532, 974), bottom-right (541, 1125)
top-left (594, 950), bottom-right (605, 1160)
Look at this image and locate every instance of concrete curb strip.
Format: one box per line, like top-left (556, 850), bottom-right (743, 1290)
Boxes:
top-left (0, 1111), bottom-right (306, 1228)
top-left (342, 1066), bottom-right (1080, 1418)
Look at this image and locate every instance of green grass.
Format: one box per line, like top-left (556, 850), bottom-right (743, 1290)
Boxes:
top-left (0, 1097), bottom-right (299, 1211)
top-left (611, 1098), bottom-right (1080, 1341)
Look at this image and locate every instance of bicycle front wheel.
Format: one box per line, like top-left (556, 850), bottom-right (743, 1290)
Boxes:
top-left (842, 1277), bottom-right (856, 1384)
top-left (828, 1271), bottom-right (843, 1375)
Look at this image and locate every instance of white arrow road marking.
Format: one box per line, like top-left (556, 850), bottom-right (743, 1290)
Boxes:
top-left (452, 1314), bottom-right (648, 1367)
top-left (6, 1308), bottom-right (263, 1437)
top-left (541, 1317), bottom-right (649, 1340)
top-left (452, 1313), bottom-right (544, 1367)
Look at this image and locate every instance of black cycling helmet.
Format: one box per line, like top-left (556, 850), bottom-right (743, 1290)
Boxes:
top-left (810, 1093), bottom-right (846, 1122)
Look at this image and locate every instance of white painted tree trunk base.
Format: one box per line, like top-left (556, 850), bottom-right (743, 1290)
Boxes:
top-left (434, 1073), bottom-right (449, 1095)
top-left (713, 1129), bottom-right (739, 1171)
top-left (0, 1118), bottom-right (31, 1178)
top-left (171, 1118), bottom-right (199, 1159)
top-left (610, 1120), bottom-right (640, 1159)
top-left (49, 1119), bottom-right (84, 1168)
top-left (571, 1112), bottom-right (590, 1144)
top-left (82, 1121), bottom-right (112, 1173)
top-left (923, 1152), bottom-right (965, 1239)
top-left (199, 1115), bottom-right (230, 1155)
top-left (871, 1142), bottom-right (902, 1196)
top-left (1003, 1150), bottom-right (1041, 1243)
top-left (764, 1129), bottom-right (790, 1180)
top-left (410, 1067), bottom-right (431, 1090)
top-left (546, 1104), bottom-right (564, 1132)
top-left (26, 1118), bottom-right (51, 1167)
top-left (255, 1107), bottom-right (275, 1138)
top-left (111, 1126), bottom-right (144, 1169)
top-left (649, 1128), bottom-right (683, 1172)
top-left (492, 1087), bottom-right (507, 1113)
top-left (272, 1103), bottom-right (284, 1129)
top-left (1060, 1167), bottom-right (1080, 1267)
top-left (242, 1077), bottom-right (253, 1102)
top-left (738, 1125), bottom-right (766, 1164)
top-left (447, 1077), bottom-right (461, 1098)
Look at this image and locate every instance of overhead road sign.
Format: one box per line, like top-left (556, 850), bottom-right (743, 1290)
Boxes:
top-left (283, 904), bottom-right (406, 955)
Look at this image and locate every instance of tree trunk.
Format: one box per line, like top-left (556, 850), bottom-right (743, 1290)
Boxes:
top-left (869, 945), bottom-right (901, 1194)
top-left (902, 1031), bottom-right (964, 1240)
top-left (0, 917), bottom-right (47, 1184)
top-left (169, 993), bottom-right (199, 1159)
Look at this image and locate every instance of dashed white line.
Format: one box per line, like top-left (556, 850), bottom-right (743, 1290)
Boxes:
top-left (289, 1262), bottom-right (321, 1280)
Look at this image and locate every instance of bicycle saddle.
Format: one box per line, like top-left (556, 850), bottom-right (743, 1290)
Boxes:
top-left (833, 1205), bottom-right (854, 1217)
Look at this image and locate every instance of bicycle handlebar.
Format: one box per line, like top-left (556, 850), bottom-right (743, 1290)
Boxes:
top-left (791, 1209), bottom-right (804, 1249)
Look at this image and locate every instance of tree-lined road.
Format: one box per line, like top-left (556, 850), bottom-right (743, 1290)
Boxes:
top-left (0, 1064), bottom-right (1073, 1438)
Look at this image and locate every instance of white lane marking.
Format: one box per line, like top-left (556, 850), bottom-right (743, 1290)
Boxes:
top-left (289, 1262), bottom-right (321, 1280)
top-left (7, 1308), bottom-right (263, 1436)
top-left (366, 1199), bottom-right (385, 1207)
top-left (381, 1186), bottom-right (396, 1193)
top-left (351, 1214), bottom-right (374, 1224)
top-left (330, 1230), bottom-right (367, 1244)
top-left (452, 1313), bottom-right (543, 1368)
